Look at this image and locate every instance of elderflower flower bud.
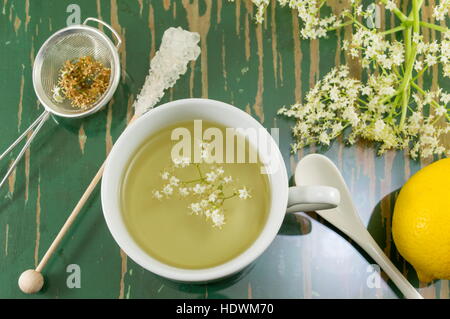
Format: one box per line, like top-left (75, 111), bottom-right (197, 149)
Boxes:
top-left (238, 187), bottom-right (251, 200)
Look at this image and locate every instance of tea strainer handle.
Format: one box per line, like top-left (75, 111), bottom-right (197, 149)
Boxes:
top-left (0, 111), bottom-right (50, 190)
top-left (83, 17), bottom-right (122, 49)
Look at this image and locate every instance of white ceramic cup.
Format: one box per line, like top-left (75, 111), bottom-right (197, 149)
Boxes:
top-left (101, 98), bottom-right (339, 282)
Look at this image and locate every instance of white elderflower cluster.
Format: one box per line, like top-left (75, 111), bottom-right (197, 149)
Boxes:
top-left (343, 29), bottom-right (405, 69)
top-left (229, 0), bottom-right (342, 39)
top-left (270, 0), bottom-right (450, 159)
top-left (278, 0), bottom-right (342, 39)
top-left (279, 65), bottom-right (450, 158)
top-left (152, 142), bottom-right (251, 228)
top-left (433, 0), bottom-right (450, 21)
top-left (251, 0), bottom-right (270, 24)
top-left (278, 66), bottom-right (361, 150)
top-left (384, 0), bottom-right (398, 11)
top-left (406, 92), bottom-right (450, 159)
top-left (413, 31), bottom-right (450, 77)
top-left (51, 85), bottom-right (65, 103)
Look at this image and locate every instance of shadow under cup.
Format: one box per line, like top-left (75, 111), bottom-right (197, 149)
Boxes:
top-left (101, 99), bottom-right (289, 282)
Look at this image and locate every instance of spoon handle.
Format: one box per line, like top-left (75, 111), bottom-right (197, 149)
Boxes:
top-left (355, 230), bottom-right (423, 299)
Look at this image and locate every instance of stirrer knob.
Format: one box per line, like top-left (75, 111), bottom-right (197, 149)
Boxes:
top-left (18, 269), bottom-right (44, 294)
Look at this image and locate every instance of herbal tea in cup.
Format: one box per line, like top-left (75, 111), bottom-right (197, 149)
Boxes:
top-left (121, 121), bottom-right (271, 269)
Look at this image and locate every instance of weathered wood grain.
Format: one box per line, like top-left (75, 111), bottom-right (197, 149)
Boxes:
top-left (0, 0), bottom-right (447, 299)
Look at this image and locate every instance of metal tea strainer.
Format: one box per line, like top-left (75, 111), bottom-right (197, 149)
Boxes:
top-left (0, 17), bottom-right (121, 189)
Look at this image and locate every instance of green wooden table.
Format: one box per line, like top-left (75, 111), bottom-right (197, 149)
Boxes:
top-left (0, 0), bottom-right (448, 299)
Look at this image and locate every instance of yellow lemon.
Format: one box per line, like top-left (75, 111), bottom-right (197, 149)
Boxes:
top-left (393, 158), bottom-right (450, 283)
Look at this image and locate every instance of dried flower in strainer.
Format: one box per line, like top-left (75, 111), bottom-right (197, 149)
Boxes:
top-left (53, 55), bottom-right (111, 109)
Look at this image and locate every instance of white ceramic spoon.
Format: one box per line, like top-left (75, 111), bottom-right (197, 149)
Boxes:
top-left (294, 154), bottom-right (423, 299)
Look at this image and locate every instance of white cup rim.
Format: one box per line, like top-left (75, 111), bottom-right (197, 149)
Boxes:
top-left (101, 98), bottom-right (289, 282)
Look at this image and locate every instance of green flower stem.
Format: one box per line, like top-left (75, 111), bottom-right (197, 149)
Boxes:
top-left (399, 0), bottom-right (421, 129)
top-left (318, 0), bottom-right (327, 10)
top-left (399, 26), bottom-right (412, 128)
top-left (182, 178), bottom-right (204, 184)
top-left (419, 21), bottom-right (449, 33)
top-left (409, 72), bottom-right (450, 122)
top-left (409, 81), bottom-right (425, 95)
top-left (353, 18), bottom-right (369, 30)
top-left (327, 20), bottom-right (353, 31)
top-left (412, 65), bottom-right (428, 81)
top-left (195, 163), bottom-right (203, 179)
top-left (222, 193), bottom-right (237, 201)
top-left (434, 114), bottom-right (450, 124)
top-left (410, 81), bottom-right (442, 109)
top-left (392, 66), bottom-right (401, 78)
top-left (342, 12), bottom-right (368, 31)
top-left (389, 94), bottom-right (402, 119)
top-left (381, 93), bottom-right (398, 106)
top-left (379, 0), bottom-right (409, 23)
top-left (381, 25), bottom-right (406, 35)
top-left (357, 98), bottom-right (368, 105)
top-left (181, 164), bottom-right (205, 183)
top-left (412, 0), bottom-right (421, 32)
top-left (404, 26), bottom-right (412, 61)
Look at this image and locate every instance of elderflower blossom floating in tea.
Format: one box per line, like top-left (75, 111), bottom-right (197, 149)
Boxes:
top-left (152, 142), bottom-right (252, 228)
